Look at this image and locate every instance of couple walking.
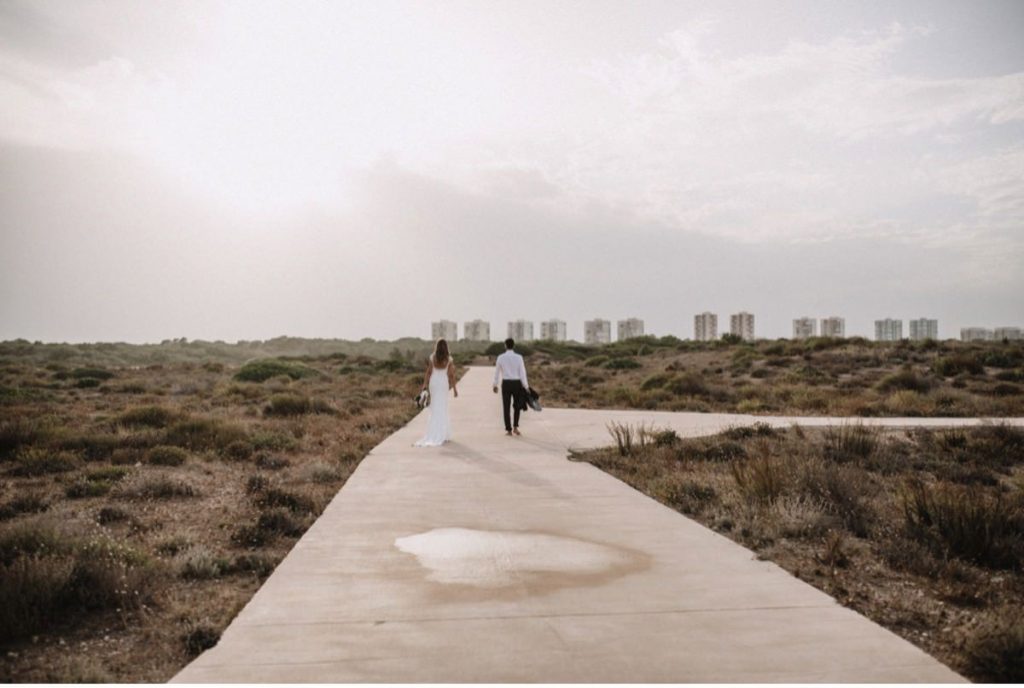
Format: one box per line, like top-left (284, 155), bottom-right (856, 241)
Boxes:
top-left (413, 337), bottom-right (531, 447)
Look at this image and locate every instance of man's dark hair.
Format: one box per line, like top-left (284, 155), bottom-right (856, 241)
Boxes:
top-left (505, 338), bottom-right (515, 350)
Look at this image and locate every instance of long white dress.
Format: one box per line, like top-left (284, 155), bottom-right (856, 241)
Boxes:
top-left (414, 363), bottom-right (451, 447)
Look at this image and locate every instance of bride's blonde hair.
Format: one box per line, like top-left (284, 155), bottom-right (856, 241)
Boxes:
top-left (432, 338), bottom-right (450, 368)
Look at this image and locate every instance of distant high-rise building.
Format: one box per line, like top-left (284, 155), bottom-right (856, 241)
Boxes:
top-left (694, 312), bottom-right (717, 342)
top-left (821, 316), bottom-right (845, 338)
top-left (961, 327), bottom-right (993, 342)
top-left (539, 319), bottom-right (567, 342)
top-left (909, 318), bottom-right (938, 341)
top-left (792, 317), bottom-right (817, 340)
top-left (584, 319), bottom-right (611, 345)
top-left (875, 319), bottom-right (903, 342)
top-left (617, 318), bottom-right (645, 341)
top-left (507, 319), bottom-right (534, 342)
top-left (730, 312), bottom-right (755, 341)
top-left (431, 320), bottom-right (457, 341)
top-left (463, 319), bottom-right (490, 342)
top-left (994, 327), bottom-right (1023, 341)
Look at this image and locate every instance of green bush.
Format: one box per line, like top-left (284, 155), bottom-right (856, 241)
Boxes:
top-left (640, 373), bottom-right (671, 391)
top-left (73, 378), bottom-right (103, 389)
top-left (145, 445), bottom-right (189, 466)
top-left (69, 367), bottom-right (115, 381)
top-left (604, 358), bottom-right (641, 370)
top-left (585, 355), bottom-right (609, 368)
top-left (234, 359), bottom-right (319, 382)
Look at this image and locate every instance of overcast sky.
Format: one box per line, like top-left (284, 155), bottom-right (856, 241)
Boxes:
top-left (1, 0), bottom-right (1022, 343)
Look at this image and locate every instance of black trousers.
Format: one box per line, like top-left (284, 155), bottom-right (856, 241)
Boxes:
top-left (501, 380), bottom-right (524, 432)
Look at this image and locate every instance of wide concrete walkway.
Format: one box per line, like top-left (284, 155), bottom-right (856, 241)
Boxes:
top-left (171, 367), bottom-right (1018, 683)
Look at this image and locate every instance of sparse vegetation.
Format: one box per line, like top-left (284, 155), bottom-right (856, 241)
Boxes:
top-left (572, 422), bottom-right (1024, 682)
top-left (526, 337), bottom-right (1024, 417)
top-left (0, 344), bottom-right (427, 681)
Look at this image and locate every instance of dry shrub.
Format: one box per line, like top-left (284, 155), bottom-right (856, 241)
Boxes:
top-left (797, 458), bottom-right (876, 537)
top-left (182, 624), bottom-right (221, 657)
top-left (177, 546), bottom-right (230, 580)
top-left (964, 615), bottom-right (1024, 683)
top-left (254, 486), bottom-right (317, 514)
top-left (265, 394), bottom-right (314, 417)
top-left (731, 450), bottom-right (787, 505)
top-left (0, 418), bottom-right (51, 458)
top-left (607, 422), bottom-right (636, 456)
top-left (0, 493), bottom-right (48, 520)
top-left (116, 405), bottom-right (179, 429)
top-left (121, 475), bottom-right (197, 500)
top-left (145, 445), bottom-right (189, 466)
top-left (57, 432), bottom-right (120, 461)
top-left (764, 496), bottom-right (833, 539)
top-left (0, 521), bottom-right (160, 643)
top-left (823, 423), bottom-right (881, 464)
top-left (163, 418), bottom-right (248, 452)
top-left (902, 480), bottom-right (1023, 570)
top-left (9, 448), bottom-right (78, 476)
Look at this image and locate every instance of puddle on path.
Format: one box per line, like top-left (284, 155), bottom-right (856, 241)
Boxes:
top-left (394, 527), bottom-right (648, 593)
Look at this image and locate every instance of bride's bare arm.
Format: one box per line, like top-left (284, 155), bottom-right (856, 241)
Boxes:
top-left (421, 360), bottom-right (432, 390)
top-left (447, 361), bottom-right (458, 397)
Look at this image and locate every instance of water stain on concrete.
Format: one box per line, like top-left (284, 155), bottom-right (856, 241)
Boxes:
top-left (394, 527), bottom-right (650, 597)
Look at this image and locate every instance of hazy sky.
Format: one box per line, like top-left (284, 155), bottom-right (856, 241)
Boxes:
top-left (1, 0), bottom-right (1022, 343)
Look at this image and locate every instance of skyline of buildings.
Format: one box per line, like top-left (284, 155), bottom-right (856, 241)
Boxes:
top-left (694, 312), bottom-right (718, 342)
top-left (431, 316), bottom-right (1021, 343)
top-left (430, 319), bottom-right (457, 342)
top-left (540, 319), bottom-right (567, 342)
top-left (730, 312), bottom-right (755, 342)
top-left (909, 318), bottom-right (939, 342)
top-left (875, 318), bottom-right (903, 342)
top-left (617, 318), bottom-right (645, 341)
top-left (463, 319), bottom-right (490, 342)
top-left (793, 317), bottom-right (817, 340)
top-left (507, 319), bottom-right (534, 342)
top-left (584, 318), bottom-right (612, 345)
top-left (821, 317), bottom-right (845, 338)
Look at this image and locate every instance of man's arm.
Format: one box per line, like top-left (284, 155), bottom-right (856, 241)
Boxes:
top-left (519, 355), bottom-right (529, 390)
top-left (493, 354), bottom-right (501, 390)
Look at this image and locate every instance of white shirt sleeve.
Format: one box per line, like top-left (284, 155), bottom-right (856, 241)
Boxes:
top-left (519, 355), bottom-right (529, 389)
top-left (493, 354), bottom-right (501, 387)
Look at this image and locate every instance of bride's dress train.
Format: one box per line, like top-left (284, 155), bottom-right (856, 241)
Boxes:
top-left (414, 366), bottom-right (451, 446)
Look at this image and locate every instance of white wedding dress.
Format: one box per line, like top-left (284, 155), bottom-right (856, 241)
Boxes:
top-left (414, 362), bottom-right (451, 447)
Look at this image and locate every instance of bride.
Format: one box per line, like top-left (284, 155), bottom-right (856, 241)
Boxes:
top-left (414, 338), bottom-right (458, 447)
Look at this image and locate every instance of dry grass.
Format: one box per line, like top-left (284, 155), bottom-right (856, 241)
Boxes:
top-left (0, 352), bottom-right (426, 681)
top-left (527, 337), bottom-right (1024, 417)
top-left (572, 422), bottom-right (1024, 682)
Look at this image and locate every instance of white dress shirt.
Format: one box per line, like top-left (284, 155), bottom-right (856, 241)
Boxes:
top-left (493, 350), bottom-right (529, 388)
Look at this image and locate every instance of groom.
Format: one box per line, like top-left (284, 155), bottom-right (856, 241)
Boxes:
top-left (492, 338), bottom-right (530, 436)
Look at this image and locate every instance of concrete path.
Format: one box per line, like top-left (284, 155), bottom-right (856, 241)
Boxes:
top-left (171, 367), bottom-right (1020, 683)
